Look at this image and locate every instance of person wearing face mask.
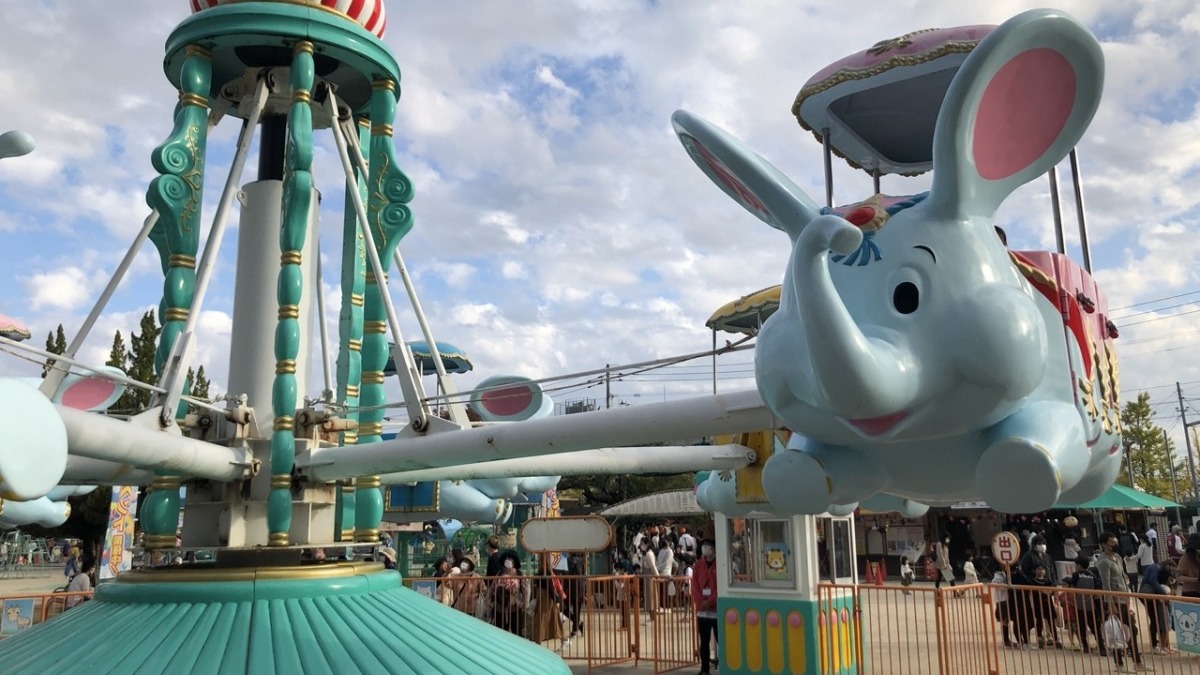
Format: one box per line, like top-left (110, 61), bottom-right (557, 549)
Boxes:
top-left (1096, 532), bottom-right (1148, 670)
top-left (932, 536), bottom-right (957, 591)
top-left (451, 558), bottom-right (485, 619)
top-left (691, 539), bottom-right (719, 675)
top-left (491, 551), bottom-right (528, 636)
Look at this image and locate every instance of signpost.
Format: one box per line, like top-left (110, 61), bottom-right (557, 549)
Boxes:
top-left (991, 531), bottom-right (1021, 582)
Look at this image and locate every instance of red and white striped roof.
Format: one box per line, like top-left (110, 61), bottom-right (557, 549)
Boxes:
top-left (190, 0), bottom-right (387, 38)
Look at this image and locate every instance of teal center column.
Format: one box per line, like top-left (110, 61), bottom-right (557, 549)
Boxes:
top-left (354, 78), bottom-right (414, 543)
top-left (141, 44), bottom-right (211, 551)
top-left (334, 118), bottom-right (370, 541)
top-left (267, 40), bottom-right (316, 547)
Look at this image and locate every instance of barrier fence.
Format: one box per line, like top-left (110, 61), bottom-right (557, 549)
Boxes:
top-left (404, 573), bottom-right (701, 673)
top-left (0, 590), bottom-right (94, 639)
top-left (824, 581), bottom-right (1199, 675)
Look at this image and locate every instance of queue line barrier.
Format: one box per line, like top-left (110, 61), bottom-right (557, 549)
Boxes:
top-left (821, 580), bottom-right (1200, 675)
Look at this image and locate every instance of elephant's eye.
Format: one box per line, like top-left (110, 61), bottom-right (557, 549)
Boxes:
top-left (893, 282), bottom-right (919, 314)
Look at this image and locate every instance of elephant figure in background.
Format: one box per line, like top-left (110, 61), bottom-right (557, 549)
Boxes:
top-left (676, 9), bottom-right (1121, 515)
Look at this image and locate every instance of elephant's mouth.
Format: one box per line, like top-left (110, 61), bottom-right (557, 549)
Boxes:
top-left (845, 411), bottom-right (908, 436)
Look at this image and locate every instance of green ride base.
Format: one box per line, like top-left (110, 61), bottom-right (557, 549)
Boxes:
top-left (0, 563), bottom-right (570, 674)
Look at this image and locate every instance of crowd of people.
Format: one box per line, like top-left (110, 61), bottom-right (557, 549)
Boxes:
top-left (987, 525), bottom-right (1200, 673)
top-left (420, 525), bottom-right (722, 675)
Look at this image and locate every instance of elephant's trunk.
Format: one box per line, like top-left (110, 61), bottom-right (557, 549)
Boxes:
top-left (795, 216), bottom-right (918, 430)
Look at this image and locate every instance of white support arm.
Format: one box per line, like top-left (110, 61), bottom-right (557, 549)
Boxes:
top-left (301, 388), bottom-right (772, 482)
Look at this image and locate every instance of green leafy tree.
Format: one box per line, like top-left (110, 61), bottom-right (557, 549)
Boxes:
top-left (1119, 392), bottom-right (1179, 499)
top-left (41, 324), bottom-right (67, 377)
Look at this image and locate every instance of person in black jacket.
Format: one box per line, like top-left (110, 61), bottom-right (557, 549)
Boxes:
top-left (1063, 556), bottom-right (1105, 655)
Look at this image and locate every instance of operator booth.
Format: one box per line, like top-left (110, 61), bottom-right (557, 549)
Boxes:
top-left (714, 511), bottom-right (861, 675)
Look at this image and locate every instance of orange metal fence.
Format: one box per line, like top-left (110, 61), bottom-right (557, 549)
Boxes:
top-left (0, 590), bottom-right (94, 639)
top-left (821, 581), bottom-right (1200, 675)
top-left (403, 573), bottom-right (700, 673)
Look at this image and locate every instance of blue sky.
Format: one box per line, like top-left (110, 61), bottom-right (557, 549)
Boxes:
top-left (1, 1), bottom-right (1199, 457)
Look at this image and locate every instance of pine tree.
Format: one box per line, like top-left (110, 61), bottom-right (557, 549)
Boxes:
top-left (191, 365), bottom-right (211, 400)
top-left (117, 311), bottom-right (161, 413)
top-left (42, 324), bottom-right (67, 377)
top-left (105, 330), bottom-right (128, 370)
top-left (1118, 392), bottom-right (1178, 499)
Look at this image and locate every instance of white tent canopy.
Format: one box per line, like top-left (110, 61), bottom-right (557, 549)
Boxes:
top-left (598, 489), bottom-right (705, 518)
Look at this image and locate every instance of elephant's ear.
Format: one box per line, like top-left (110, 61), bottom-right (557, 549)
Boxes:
top-left (672, 110), bottom-right (820, 238)
top-left (927, 9), bottom-right (1103, 221)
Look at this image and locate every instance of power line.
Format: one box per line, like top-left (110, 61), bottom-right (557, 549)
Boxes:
top-left (1116, 307), bottom-right (1200, 328)
top-left (1109, 288), bottom-right (1200, 312)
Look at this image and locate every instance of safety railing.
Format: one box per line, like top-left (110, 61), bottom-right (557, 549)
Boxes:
top-left (0, 590), bottom-right (95, 639)
top-left (404, 573), bottom-right (701, 673)
top-left (644, 576), bottom-right (699, 673)
top-left (820, 580), bottom-right (1200, 675)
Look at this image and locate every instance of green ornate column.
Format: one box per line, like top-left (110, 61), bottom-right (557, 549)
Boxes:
top-left (355, 78), bottom-right (414, 542)
top-left (141, 44), bottom-right (211, 550)
top-left (335, 118), bottom-right (370, 541)
top-left (267, 40), bottom-right (316, 547)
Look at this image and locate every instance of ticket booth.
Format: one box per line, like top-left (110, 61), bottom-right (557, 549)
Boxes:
top-left (714, 511), bottom-right (861, 675)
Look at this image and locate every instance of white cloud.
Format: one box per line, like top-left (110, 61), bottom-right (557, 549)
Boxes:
top-left (23, 267), bottom-right (90, 311)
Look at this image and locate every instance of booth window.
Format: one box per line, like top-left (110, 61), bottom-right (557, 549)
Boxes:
top-left (817, 516), bottom-right (854, 582)
top-left (727, 517), bottom-right (795, 587)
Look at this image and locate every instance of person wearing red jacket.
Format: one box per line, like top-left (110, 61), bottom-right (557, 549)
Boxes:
top-left (691, 538), bottom-right (719, 674)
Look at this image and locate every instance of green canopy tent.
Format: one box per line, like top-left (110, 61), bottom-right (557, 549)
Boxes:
top-left (1055, 484), bottom-right (1183, 534)
top-left (1056, 484), bottom-right (1182, 510)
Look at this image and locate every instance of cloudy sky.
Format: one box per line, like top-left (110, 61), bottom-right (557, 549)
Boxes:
top-left (0, 1), bottom-right (1198, 471)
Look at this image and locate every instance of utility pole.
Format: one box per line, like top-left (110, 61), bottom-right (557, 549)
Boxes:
top-left (605, 364), bottom-right (611, 410)
top-left (1164, 429), bottom-right (1183, 524)
top-left (1177, 382), bottom-right (1200, 504)
top-left (1123, 438), bottom-right (1135, 489)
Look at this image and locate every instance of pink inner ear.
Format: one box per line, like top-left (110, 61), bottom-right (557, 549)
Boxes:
top-left (972, 48), bottom-right (1076, 181)
top-left (688, 137), bottom-right (770, 217)
top-left (61, 378), bottom-right (118, 410)
top-left (481, 386), bottom-right (533, 417)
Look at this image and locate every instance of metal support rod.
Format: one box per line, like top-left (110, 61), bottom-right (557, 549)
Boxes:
top-left (314, 237), bottom-right (335, 401)
top-left (1048, 166), bottom-right (1066, 255)
top-left (156, 78), bottom-right (270, 425)
top-left (343, 117), bottom-right (469, 427)
top-left (822, 128), bottom-right (834, 208)
top-left (301, 388), bottom-right (772, 481)
top-left (59, 406), bottom-right (249, 481)
top-left (392, 249), bottom-right (469, 427)
top-left (377, 444), bottom-right (755, 484)
top-left (1178, 382), bottom-right (1200, 504)
top-left (712, 330), bottom-right (717, 395)
top-left (1, 335), bottom-right (165, 394)
top-left (324, 94), bottom-right (428, 429)
top-left (872, 169), bottom-right (880, 195)
top-left (1068, 149), bottom-right (1092, 273)
top-left (39, 211), bottom-right (160, 397)
top-left (1164, 429), bottom-right (1183, 523)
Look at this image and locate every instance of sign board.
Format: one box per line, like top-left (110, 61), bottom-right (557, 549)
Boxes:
top-left (519, 515), bottom-right (613, 553)
top-left (991, 531), bottom-right (1021, 568)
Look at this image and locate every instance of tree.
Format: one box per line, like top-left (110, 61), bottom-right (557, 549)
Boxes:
top-left (189, 365), bottom-right (211, 400)
top-left (106, 330), bottom-right (128, 370)
top-left (1119, 392), bottom-right (1178, 499)
top-left (113, 310), bottom-right (161, 413)
top-left (41, 324), bottom-right (67, 377)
